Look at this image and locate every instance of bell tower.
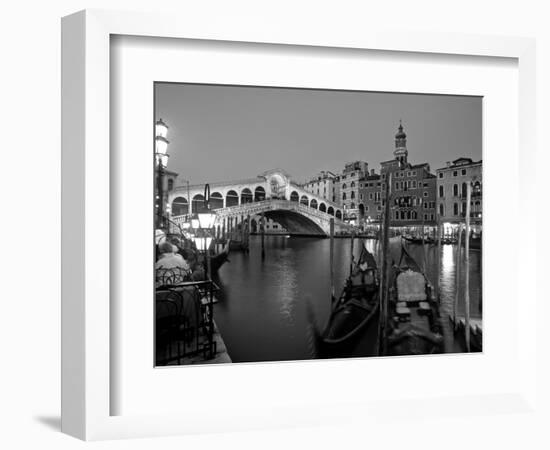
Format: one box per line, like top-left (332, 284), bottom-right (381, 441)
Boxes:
top-left (394, 120), bottom-right (408, 166)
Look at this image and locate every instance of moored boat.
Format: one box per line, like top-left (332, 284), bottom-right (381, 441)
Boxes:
top-left (310, 243), bottom-right (380, 358)
top-left (384, 244), bottom-right (444, 356)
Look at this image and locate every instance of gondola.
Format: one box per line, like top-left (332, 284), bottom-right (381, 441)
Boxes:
top-left (385, 244), bottom-right (444, 356)
top-left (402, 236), bottom-right (435, 245)
top-left (310, 243), bottom-right (380, 358)
top-left (210, 239), bottom-right (231, 272)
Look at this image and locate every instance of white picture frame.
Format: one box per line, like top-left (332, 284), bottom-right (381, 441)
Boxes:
top-left (61, 9), bottom-right (537, 441)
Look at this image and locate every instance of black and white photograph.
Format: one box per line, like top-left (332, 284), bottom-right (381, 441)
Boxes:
top-left (153, 83), bottom-right (483, 366)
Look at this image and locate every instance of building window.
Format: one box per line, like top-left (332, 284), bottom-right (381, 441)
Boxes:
top-left (453, 203), bottom-right (458, 216)
top-left (395, 211), bottom-right (399, 220)
top-left (423, 191), bottom-right (428, 197)
top-left (439, 204), bottom-right (444, 216)
top-left (423, 202), bottom-right (428, 209)
top-left (342, 193), bottom-right (347, 200)
top-left (462, 202), bottom-right (467, 215)
top-left (461, 169), bottom-right (467, 175)
top-left (167, 179), bottom-right (174, 190)
top-left (438, 172), bottom-right (443, 178)
top-left (462, 182), bottom-right (467, 198)
top-left (430, 214), bottom-right (434, 221)
top-left (351, 191), bottom-right (355, 199)
top-left (453, 171), bottom-right (458, 177)
top-left (412, 171), bottom-right (417, 176)
top-left (351, 181), bottom-right (355, 188)
top-left (424, 214), bottom-right (428, 221)
top-left (395, 182), bottom-right (399, 190)
top-left (342, 183), bottom-right (347, 189)
top-left (453, 184), bottom-right (459, 196)
top-left (439, 185), bottom-right (444, 198)
top-left (369, 193), bottom-right (373, 200)
top-left (412, 181), bottom-right (417, 188)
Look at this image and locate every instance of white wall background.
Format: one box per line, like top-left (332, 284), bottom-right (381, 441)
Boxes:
top-left (0, 1), bottom-right (547, 449)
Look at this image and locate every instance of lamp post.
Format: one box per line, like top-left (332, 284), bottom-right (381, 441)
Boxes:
top-left (155, 118), bottom-right (169, 229)
top-left (189, 184), bottom-right (217, 359)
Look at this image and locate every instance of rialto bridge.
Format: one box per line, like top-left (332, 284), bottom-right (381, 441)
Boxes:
top-left (167, 169), bottom-right (350, 236)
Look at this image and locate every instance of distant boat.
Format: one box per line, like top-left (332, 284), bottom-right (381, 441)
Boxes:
top-left (309, 243), bottom-right (379, 358)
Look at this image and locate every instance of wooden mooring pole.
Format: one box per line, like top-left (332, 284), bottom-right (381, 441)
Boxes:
top-left (454, 223), bottom-right (462, 329)
top-left (465, 183), bottom-right (472, 352)
top-left (261, 211), bottom-right (265, 260)
top-left (435, 214), bottom-right (442, 302)
top-left (330, 218), bottom-right (335, 300)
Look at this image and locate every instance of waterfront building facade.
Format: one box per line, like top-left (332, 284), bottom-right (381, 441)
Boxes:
top-left (436, 157), bottom-right (483, 226)
top-left (358, 170), bottom-right (382, 224)
top-left (337, 160), bottom-right (369, 222)
top-left (302, 170), bottom-right (338, 203)
top-left (379, 122), bottom-right (437, 227)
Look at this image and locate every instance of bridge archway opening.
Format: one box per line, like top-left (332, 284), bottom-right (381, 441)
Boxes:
top-left (300, 195), bottom-right (309, 207)
top-left (327, 206), bottom-right (334, 216)
top-left (241, 188), bottom-right (253, 204)
top-left (192, 194), bottom-right (205, 212)
top-left (254, 186), bottom-right (266, 202)
top-left (335, 210), bottom-right (342, 220)
top-left (290, 191), bottom-right (299, 202)
top-left (264, 209), bottom-right (324, 236)
top-left (171, 196), bottom-right (188, 216)
top-left (319, 203), bottom-right (326, 213)
top-left (310, 199), bottom-right (318, 209)
top-left (226, 190), bottom-right (239, 207)
top-left (210, 192), bottom-right (224, 209)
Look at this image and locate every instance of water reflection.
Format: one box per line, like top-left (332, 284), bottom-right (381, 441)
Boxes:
top-left (214, 236), bottom-right (482, 363)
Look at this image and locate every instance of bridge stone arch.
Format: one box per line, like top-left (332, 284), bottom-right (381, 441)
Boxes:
top-left (254, 186), bottom-right (266, 201)
top-left (210, 191), bottom-right (224, 209)
top-left (192, 194), bottom-right (205, 212)
top-left (290, 191), bottom-right (299, 202)
top-left (335, 210), bottom-right (342, 220)
top-left (241, 188), bottom-right (253, 204)
top-left (212, 199), bottom-right (353, 236)
top-left (171, 196), bottom-right (188, 216)
top-left (226, 190), bottom-right (239, 207)
top-left (300, 195), bottom-right (309, 207)
top-left (310, 199), bottom-right (318, 209)
top-left (319, 202), bottom-right (326, 213)
top-left (327, 206), bottom-right (334, 216)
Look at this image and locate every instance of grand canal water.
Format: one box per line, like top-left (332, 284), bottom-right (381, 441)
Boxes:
top-left (213, 235), bottom-right (482, 363)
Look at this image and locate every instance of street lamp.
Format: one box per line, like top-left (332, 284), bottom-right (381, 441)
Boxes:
top-left (155, 118), bottom-right (170, 229)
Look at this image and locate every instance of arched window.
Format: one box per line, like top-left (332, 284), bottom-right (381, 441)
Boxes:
top-left (395, 211), bottom-right (399, 220)
top-left (327, 206), bottom-right (335, 216)
top-left (462, 202), bottom-right (467, 215)
top-left (350, 202), bottom-right (355, 209)
top-left (342, 192), bottom-right (347, 200)
top-left (226, 190), bottom-right (239, 207)
top-left (412, 211), bottom-right (417, 220)
top-left (210, 192), bottom-right (224, 209)
top-left (310, 199), bottom-right (318, 209)
top-left (350, 191), bottom-right (355, 199)
top-left (342, 183), bottom-right (347, 189)
top-left (462, 182), bottom-right (467, 198)
top-left (241, 188), bottom-right (253, 204)
top-left (350, 181), bottom-right (355, 188)
top-left (439, 203), bottom-right (444, 216)
top-left (192, 194), bottom-right (205, 213)
top-left (171, 196), bottom-right (188, 216)
top-left (290, 191), bottom-right (299, 202)
top-left (453, 184), bottom-right (459, 197)
top-left (319, 203), bottom-right (327, 212)
top-left (254, 186), bottom-right (266, 201)
top-left (475, 200), bottom-right (481, 211)
top-left (453, 203), bottom-right (459, 216)
top-left (300, 195), bottom-right (309, 206)
top-left (439, 186), bottom-right (444, 198)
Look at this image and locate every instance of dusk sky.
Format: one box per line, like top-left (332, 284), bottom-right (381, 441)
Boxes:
top-left (155, 83), bottom-right (482, 186)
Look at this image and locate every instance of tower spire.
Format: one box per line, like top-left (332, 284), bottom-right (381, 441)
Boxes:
top-left (394, 121), bottom-right (408, 165)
